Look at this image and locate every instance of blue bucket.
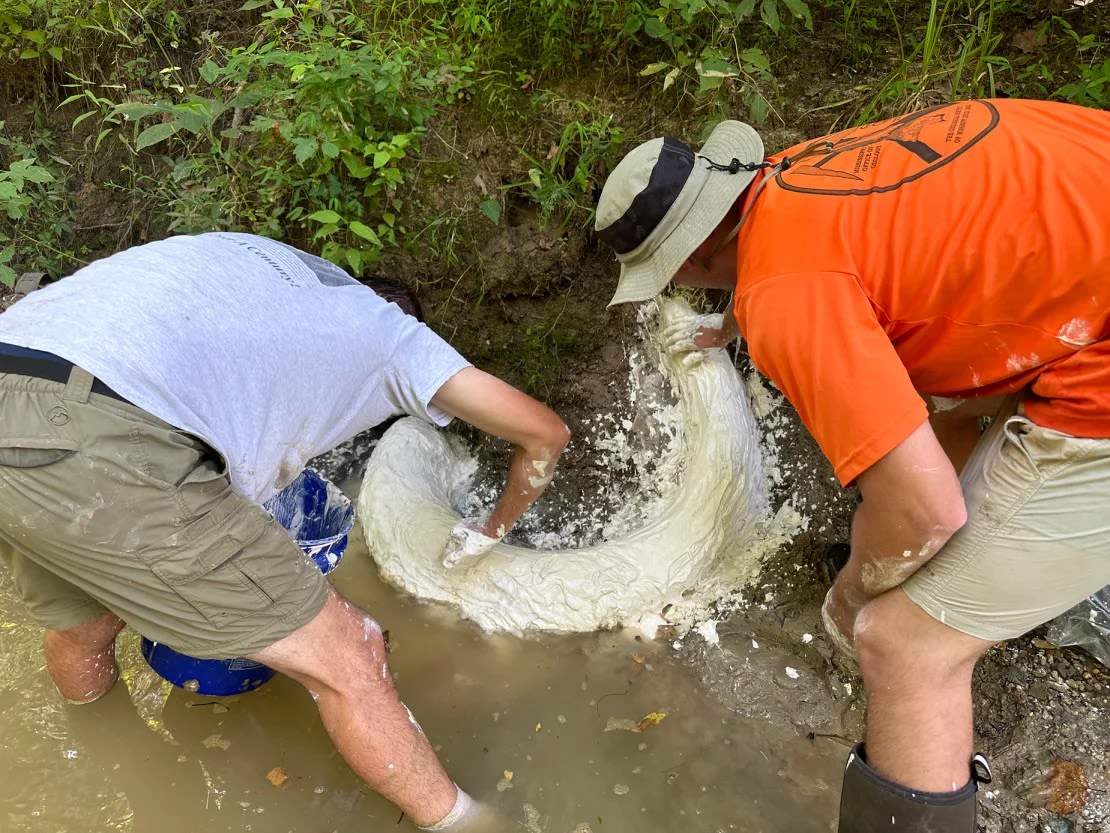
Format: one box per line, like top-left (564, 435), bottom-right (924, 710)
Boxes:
top-left (140, 641), bottom-right (275, 695)
top-left (265, 468), bottom-right (355, 576)
top-left (141, 469), bottom-right (355, 696)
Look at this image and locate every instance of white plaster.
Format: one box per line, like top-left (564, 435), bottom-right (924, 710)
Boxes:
top-left (358, 298), bottom-right (775, 634)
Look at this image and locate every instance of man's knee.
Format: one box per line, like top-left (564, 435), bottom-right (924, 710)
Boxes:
top-left (46, 611), bottom-right (126, 650)
top-left (255, 593), bottom-right (392, 696)
top-left (855, 590), bottom-right (986, 683)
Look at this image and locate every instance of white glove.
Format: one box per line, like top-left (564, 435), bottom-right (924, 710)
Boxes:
top-left (442, 517), bottom-right (501, 567)
top-left (662, 313), bottom-right (727, 368)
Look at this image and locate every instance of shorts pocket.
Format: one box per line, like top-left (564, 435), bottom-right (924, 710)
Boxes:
top-left (145, 497), bottom-right (295, 629)
top-left (0, 445), bottom-right (78, 468)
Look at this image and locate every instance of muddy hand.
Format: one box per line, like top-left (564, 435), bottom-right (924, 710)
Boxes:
top-left (442, 517), bottom-right (501, 568)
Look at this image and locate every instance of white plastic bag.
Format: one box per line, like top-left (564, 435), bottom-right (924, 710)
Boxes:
top-left (1044, 586), bottom-right (1110, 667)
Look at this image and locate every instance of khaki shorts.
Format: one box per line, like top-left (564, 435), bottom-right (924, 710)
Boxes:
top-left (0, 366), bottom-right (328, 658)
top-left (903, 398), bottom-right (1110, 642)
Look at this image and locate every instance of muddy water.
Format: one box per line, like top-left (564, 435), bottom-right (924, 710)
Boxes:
top-left (0, 526), bottom-right (843, 833)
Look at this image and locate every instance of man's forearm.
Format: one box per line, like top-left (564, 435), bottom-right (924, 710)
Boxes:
top-left (484, 443), bottom-right (561, 539)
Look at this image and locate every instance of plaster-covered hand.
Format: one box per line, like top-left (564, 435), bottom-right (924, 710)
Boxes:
top-left (662, 313), bottom-right (735, 368)
top-left (442, 517), bottom-right (502, 567)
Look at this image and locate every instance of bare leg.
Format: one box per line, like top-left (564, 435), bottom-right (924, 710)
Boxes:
top-left (250, 587), bottom-right (457, 828)
top-left (44, 611), bottom-right (126, 704)
top-left (855, 588), bottom-right (994, 792)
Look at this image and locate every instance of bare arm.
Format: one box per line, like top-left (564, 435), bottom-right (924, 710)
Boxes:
top-left (927, 394), bottom-right (1006, 474)
top-left (430, 367), bottom-right (570, 539)
top-left (692, 307), bottom-right (740, 349)
top-left (823, 418), bottom-right (968, 648)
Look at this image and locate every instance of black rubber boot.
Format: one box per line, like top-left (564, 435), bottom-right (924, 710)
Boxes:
top-left (838, 744), bottom-right (992, 833)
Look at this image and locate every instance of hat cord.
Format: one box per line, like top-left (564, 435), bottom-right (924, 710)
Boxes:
top-left (699, 155), bottom-right (771, 174)
top-left (699, 138), bottom-right (833, 175)
top-left (707, 139), bottom-right (836, 251)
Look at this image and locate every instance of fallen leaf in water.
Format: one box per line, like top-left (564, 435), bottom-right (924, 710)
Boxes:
top-left (604, 717), bottom-right (640, 733)
top-left (266, 767), bottom-right (291, 789)
top-left (631, 653), bottom-right (647, 664)
top-left (637, 711), bottom-right (667, 732)
top-left (202, 734), bottom-right (230, 750)
top-left (535, 722), bottom-right (542, 732)
top-left (503, 770), bottom-right (514, 781)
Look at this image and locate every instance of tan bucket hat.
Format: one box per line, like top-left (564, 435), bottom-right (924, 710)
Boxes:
top-left (595, 121), bottom-right (764, 307)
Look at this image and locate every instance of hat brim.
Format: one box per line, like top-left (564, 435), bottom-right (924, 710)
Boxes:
top-left (607, 121), bottom-right (763, 307)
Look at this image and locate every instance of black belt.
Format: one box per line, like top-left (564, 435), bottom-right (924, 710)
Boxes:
top-left (0, 342), bottom-right (128, 402)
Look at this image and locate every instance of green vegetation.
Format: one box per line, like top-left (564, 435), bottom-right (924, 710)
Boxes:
top-left (0, 0), bottom-right (1106, 287)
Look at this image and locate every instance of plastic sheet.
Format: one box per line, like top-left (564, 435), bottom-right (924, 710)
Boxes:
top-left (1044, 586), bottom-right (1110, 668)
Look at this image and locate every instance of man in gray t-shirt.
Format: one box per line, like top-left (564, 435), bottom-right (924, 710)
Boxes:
top-left (0, 233), bottom-right (569, 831)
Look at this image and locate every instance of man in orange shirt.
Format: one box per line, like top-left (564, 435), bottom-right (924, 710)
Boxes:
top-left (594, 99), bottom-right (1110, 832)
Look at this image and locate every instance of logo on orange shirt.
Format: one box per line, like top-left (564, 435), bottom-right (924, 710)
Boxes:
top-left (776, 100), bottom-right (999, 195)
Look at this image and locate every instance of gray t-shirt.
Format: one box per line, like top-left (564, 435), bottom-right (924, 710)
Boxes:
top-left (0, 233), bottom-right (471, 503)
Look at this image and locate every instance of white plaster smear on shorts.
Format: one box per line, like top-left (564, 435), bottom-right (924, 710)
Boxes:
top-left (359, 297), bottom-right (801, 634)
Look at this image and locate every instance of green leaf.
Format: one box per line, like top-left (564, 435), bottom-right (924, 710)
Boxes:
top-left (372, 150), bottom-right (391, 168)
top-left (740, 47), bottom-right (771, 72)
top-left (780, 0), bottom-right (812, 28)
top-left (135, 122), bottom-right (180, 150)
top-left (621, 15), bottom-right (643, 36)
top-left (348, 221), bottom-right (381, 245)
top-left (113, 102), bottom-right (166, 121)
top-left (47, 46), bottom-right (63, 61)
top-left (199, 59), bottom-right (222, 84)
top-left (640, 62), bottom-right (672, 77)
top-left (11, 162), bottom-right (54, 184)
top-left (748, 95), bottom-right (770, 125)
top-left (173, 106), bottom-right (216, 135)
top-left (294, 137), bottom-right (317, 165)
top-left (307, 209), bottom-right (342, 224)
top-left (341, 154), bottom-right (373, 178)
top-left (760, 0), bottom-right (781, 33)
top-left (346, 248), bottom-right (363, 274)
top-left (643, 17), bottom-right (669, 39)
top-left (479, 198), bottom-right (501, 224)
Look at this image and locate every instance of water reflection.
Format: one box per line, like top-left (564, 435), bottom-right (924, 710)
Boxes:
top-left (1, 534), bottom-right (841, 832)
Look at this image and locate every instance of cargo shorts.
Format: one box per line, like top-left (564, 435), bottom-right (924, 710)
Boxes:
top-left (0, 365), bottom-right (328, 658)
top-left (903, 397), bottom-right (1110, 642)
